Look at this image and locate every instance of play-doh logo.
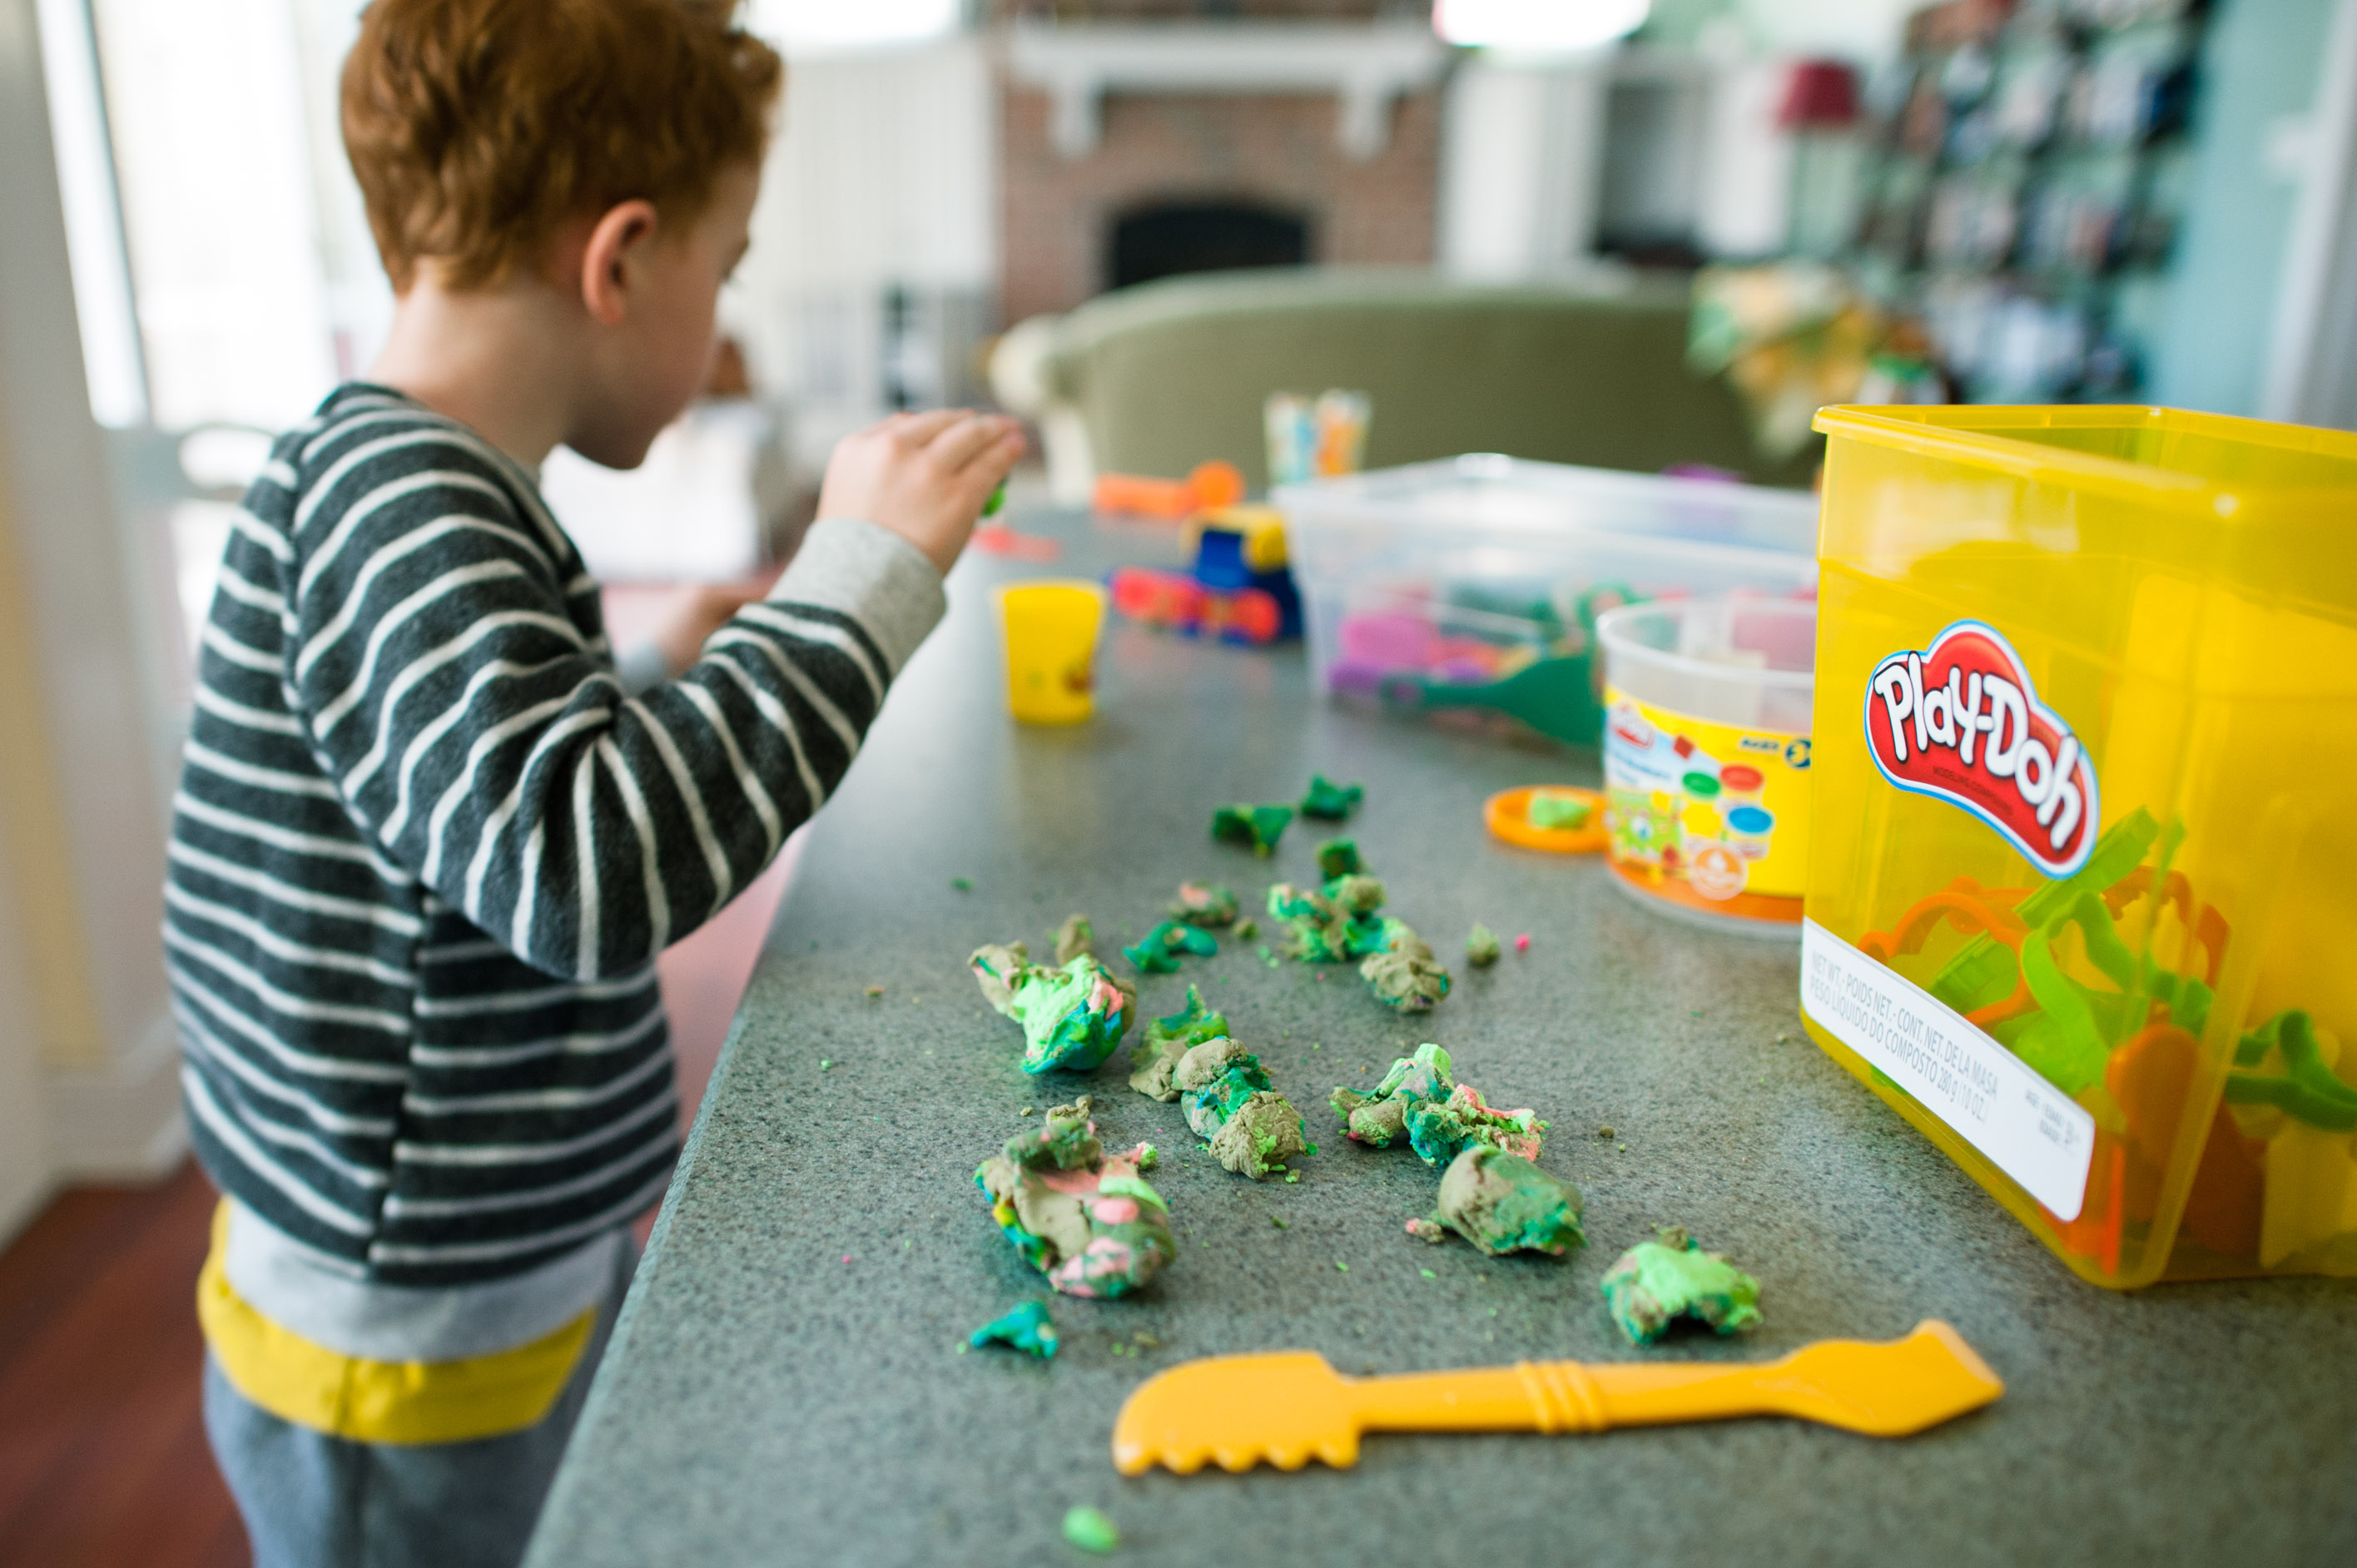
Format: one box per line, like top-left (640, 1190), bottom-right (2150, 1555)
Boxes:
top-left (1863, 620), bottom-right (2097, 878)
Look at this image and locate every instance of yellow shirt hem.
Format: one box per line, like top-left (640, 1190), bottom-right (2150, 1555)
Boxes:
top-left (196, 1201), bottom-right (596, 1445)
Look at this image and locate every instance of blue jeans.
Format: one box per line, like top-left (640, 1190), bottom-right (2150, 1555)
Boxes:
top-left (202, 1238), bottom-right (634, 1568)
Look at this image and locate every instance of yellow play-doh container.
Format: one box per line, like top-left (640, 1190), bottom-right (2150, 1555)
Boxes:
top-left (1804, 404), bottom-right (2357, 1289)
top-left (996, 580), bottom-right (1104, 724)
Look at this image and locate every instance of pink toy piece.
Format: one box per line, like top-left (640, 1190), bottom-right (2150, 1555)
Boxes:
top-left (970, 523), bottom-right (1062, 562)
top-left (1514, 933), bottom-right (1531, 953)
top-left (1338, 611), bottom-right (1437, 665)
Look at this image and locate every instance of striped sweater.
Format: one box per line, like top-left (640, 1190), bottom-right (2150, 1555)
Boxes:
top-left (168, 384), bottom-right (943, 1288)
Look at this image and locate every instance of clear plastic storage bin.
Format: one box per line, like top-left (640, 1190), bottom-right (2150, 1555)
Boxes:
top-left (1277, 455), bottom-right (1820, 749)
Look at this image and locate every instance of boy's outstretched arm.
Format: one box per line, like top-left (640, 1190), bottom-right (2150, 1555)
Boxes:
top-left (282, 403), bottom-right (1019, 980)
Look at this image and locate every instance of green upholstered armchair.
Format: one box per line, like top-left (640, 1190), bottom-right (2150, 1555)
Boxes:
top-left (990, 268), bottom-right (1819, 500)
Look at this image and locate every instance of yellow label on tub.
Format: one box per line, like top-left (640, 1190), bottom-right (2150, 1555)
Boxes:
top-left (1601, 688), bottom-right (1811, 913)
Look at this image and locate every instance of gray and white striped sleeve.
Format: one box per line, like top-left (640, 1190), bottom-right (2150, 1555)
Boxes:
top-left (289, 435), bottom-right (942, 980)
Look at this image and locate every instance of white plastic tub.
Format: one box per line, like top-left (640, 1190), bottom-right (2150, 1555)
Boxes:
top-left (1276, 454), bottom-right (1820, 749)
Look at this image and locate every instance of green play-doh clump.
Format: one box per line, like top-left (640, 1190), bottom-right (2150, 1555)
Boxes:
top-left (969, 941), bottom-right (1135, 1074)
top-left (1325, 874), bottom-right (1387, 919)
top-left (975, 1098), bottom-right (1174, 1300)
top-left (1127, 987), bottom-right (1229, 1101)
top-left (1360, 937), bottom-right (1451, 1015)
top-left (1267, 882), bottom-right (1349, 963)
top-left (1052, 914), bottom-right (1094, 964)
top-left (1316, 838), bottom-right (1362, 878)
top-left (1126, 987), bottom-right (1305, 1179)
top-left (1063, 1506), bottom-right (1120, 1555)
top-left (1299, 775), bottom-right (1364, 821)
top-left (1330, 1044), bottom-right (1543, 1166)
top-left (1169, 881), bottom-right (1239, 926)
top-left (1526, 789), bottom-right (1592, 831)
top-left (1330, 1042), bottom-right (1452, 1147)
top-left (1212, 803), bottom-right (1293, 855)
top-left (1122, 920), bottom-right (1217, 975)
top-left (1174, 1037), bottom-right (1307, 1179)
top-left (1601, 1226), bottom-right (1762, 1345)
top-left (1434, 1146), bottom-right (1584, 1257)
top-left (1267, 850), bottom-right (1451, 1014)
top-left (1404, 1082), bottom-right (1539, 1164)
top-left (968, 1300), bottom-right (1059, 1358)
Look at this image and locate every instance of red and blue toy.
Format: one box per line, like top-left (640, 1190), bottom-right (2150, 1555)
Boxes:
top-left (1109, 504), bottom-right (1301, 646)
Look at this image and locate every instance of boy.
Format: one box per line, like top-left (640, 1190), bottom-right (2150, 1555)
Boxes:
top-left (166, 3), bottom-right (1023, 1564)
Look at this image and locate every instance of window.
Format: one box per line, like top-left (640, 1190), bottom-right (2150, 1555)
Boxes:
top-left (749, 0), bottom-right (962, 57)
top-left (42, 0), bottom-right (387, 433)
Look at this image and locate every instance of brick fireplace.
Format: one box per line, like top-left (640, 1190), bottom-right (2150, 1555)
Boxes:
top-left (995, 12), bottom-right (1450, 325)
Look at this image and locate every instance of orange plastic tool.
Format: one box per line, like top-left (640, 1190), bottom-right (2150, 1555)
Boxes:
top-left (1092, 460), bottom-right (1248, 519)
top-left (1483, 786), bottom-right (1608, 854)
top-left (1111, 1320), bottom-right (2000, 1475)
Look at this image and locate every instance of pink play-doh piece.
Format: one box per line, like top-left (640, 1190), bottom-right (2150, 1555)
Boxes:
top-left (1514, 933), bottom-right (1531, 953)
top-left (1338, 611), bottom-right (1436, 664)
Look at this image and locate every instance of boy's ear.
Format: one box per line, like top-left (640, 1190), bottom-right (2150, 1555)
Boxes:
top-left (579, 199), bottom-right (661, 326)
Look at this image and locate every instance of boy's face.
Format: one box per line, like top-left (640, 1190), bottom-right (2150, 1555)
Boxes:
top-left (571, 161), bottom-right (762, 469)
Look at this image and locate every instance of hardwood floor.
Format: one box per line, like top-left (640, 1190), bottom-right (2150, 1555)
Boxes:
top-left (0, 843), bottom-right (791, 1568)
top-left (0, 1161), bottom-right (243, 1568)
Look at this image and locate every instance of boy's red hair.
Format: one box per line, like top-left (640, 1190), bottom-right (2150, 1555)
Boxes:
top-left (343, 0), bottom-right (782, 292)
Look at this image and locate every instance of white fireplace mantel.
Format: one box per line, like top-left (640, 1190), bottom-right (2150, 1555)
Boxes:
top-left (1003, 22), bottom-right (1451, 161)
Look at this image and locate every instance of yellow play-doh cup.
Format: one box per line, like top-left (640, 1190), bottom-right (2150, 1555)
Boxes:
top-left (996, 580), bottom-right (1104, 724)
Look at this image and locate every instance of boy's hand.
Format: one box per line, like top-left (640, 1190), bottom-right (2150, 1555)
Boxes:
top-left (817, 410), bottom-right (1025, 578)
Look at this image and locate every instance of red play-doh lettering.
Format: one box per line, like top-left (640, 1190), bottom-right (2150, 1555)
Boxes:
top-left (1863, 620), bottom-right (2098, 877)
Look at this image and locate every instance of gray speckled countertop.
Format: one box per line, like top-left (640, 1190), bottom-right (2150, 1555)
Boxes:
top-left (528, 510), bottom-right (2357, 1568)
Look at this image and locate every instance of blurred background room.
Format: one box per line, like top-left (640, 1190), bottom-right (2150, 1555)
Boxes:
top-left (4, 0), bottom-right (2356, 1561)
